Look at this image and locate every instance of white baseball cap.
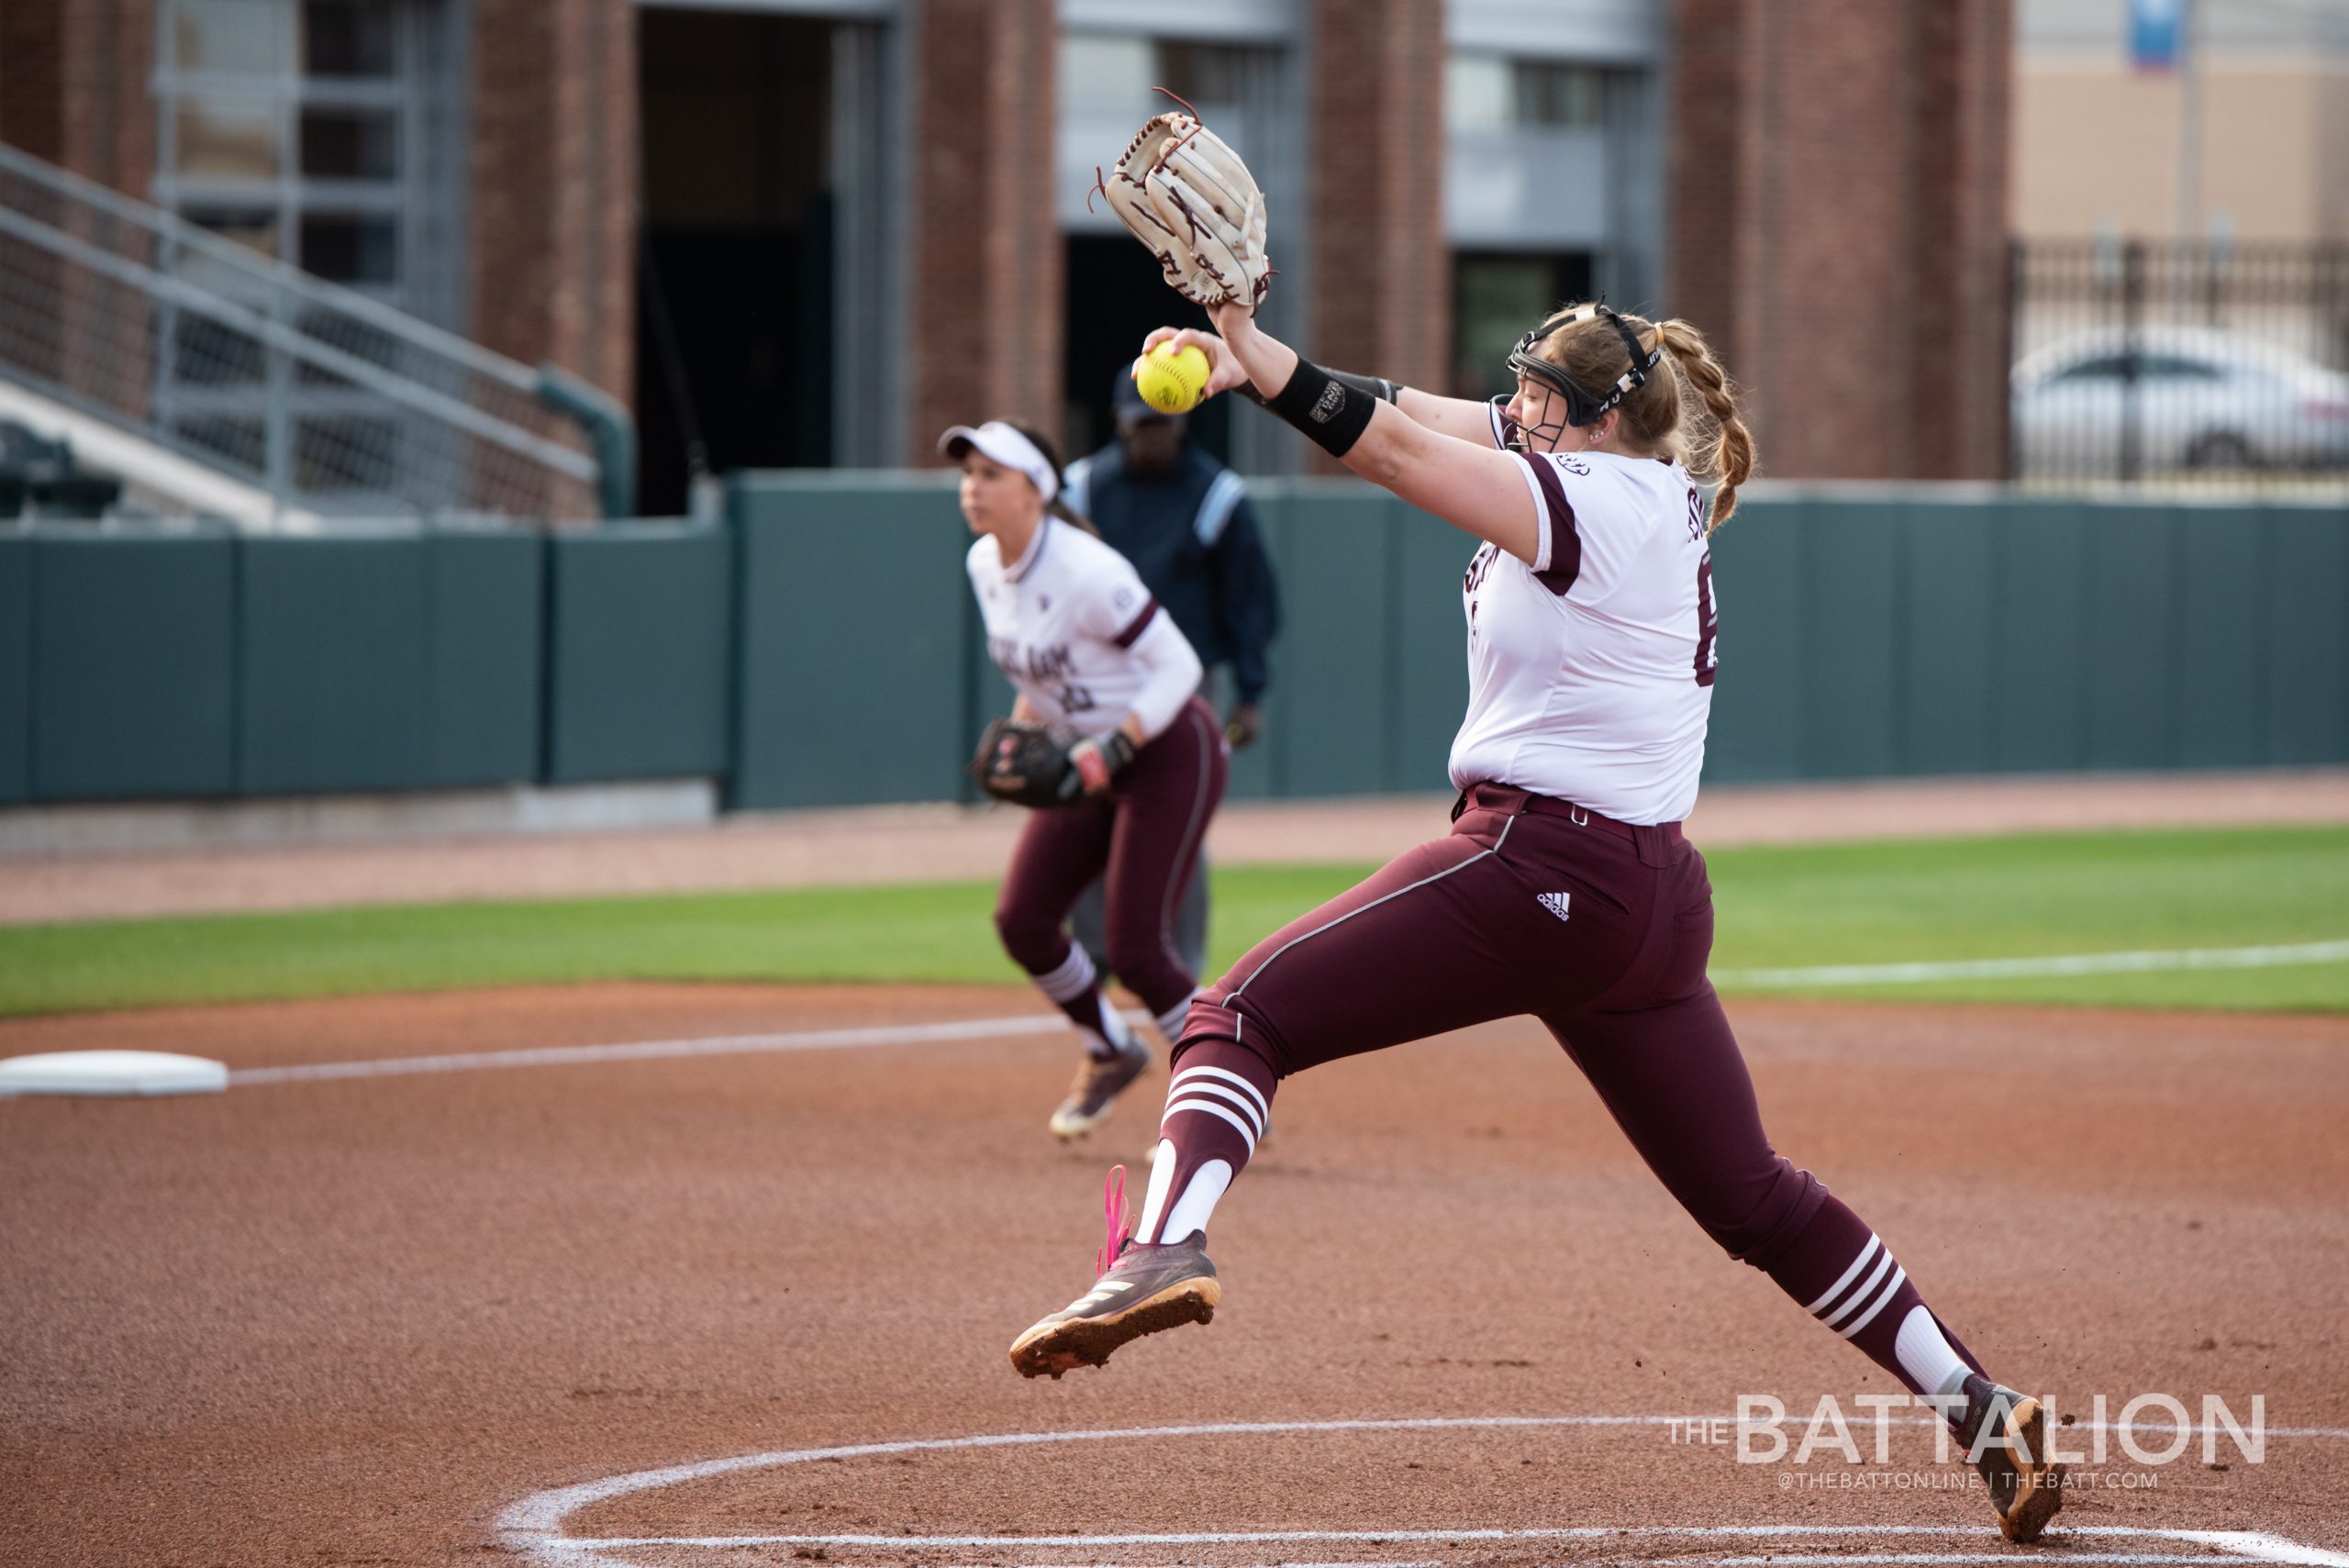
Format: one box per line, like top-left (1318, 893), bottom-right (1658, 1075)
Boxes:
top-left (937, 420), bottom-right (1059, 504)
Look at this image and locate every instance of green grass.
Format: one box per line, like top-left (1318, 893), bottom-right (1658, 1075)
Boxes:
top-left (0, 826), bottom-right (2343, 1018)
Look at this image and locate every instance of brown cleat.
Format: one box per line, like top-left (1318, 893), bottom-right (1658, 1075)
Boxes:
top-left (1956, 1374), bottom-right (2065, 1542)
top-left (1048, 1040), bottom-right (1151, 1140)
top-left (1009, 1234), bottom-right (1219, 1378)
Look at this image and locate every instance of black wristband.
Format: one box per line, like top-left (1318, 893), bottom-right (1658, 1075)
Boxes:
top-left (1263, 357), bottom-right (1384, 457)
top-left (1236, 367), bottom-right (1401, 410)
top-left (1328, 367), bottom-right (1404, 405)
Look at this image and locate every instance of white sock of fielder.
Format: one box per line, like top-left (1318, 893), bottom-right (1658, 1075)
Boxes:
top-left (1082, 992), bottom-right (1135, 1062)
top-left (1029, 944), bottom-right (1134, 1061)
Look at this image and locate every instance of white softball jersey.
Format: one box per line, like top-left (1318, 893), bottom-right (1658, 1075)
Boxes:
top-left (969, 516), bottom-right (1203, 740)
top-left (1447, 444), bottom-right (1719, 825)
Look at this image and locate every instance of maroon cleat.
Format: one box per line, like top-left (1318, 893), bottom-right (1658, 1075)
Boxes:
top-left (1955, 1373), bottom-right (2065, 1542)
top-left (1009, 1165), bottom-right (1219, 1378)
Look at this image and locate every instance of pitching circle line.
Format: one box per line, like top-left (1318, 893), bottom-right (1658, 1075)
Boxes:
top-left (495, 1412), bottom-right (2349, 1568)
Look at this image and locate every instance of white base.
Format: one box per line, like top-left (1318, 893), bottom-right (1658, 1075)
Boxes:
top-left (0, 1050), bottom-right (228, 1096)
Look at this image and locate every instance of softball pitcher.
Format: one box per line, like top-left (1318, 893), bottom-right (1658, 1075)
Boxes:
top-left (1009, 116), bottom-right (2066, 1546)
top-left (948, 419), bottom-right (1230, 1140)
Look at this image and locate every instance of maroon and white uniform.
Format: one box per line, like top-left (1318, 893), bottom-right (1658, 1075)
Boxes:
top-left (970, 518), bottom-right (1196, 743)
top-left (974, 515), bottom-right (1228, 1049)
top-left (1128, 419), bottom-right (1988, 1410)
top-left (1455, 450), bottom-right (1715, 823)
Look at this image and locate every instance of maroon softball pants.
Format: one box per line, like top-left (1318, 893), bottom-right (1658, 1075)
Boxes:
top-left (995, 696), bottom-right (1228, 1028)
top-left (1168, 782), bottom-right (1982, 1396)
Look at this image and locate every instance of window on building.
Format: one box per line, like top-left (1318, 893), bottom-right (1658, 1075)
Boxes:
top-left (151, 0), bottom-right (458, 499)
top-left (1451, 251), bottom-right (1593, 402)
top-left (1059, 32), bottom-right (1294, 470)
top-left (1445, 52), bottom-right (1612, 132)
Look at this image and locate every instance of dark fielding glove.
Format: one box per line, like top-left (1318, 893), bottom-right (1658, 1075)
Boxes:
top-left (1068, 730), bottom-right (1138, 795)
top-left (971, 717), bottom-right (1083, 809)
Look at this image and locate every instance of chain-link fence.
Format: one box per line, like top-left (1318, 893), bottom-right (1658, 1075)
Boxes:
top-left (2009, 239), bottom-right (2349, 490)
top-left (0, 140), bottom-right (629, 522)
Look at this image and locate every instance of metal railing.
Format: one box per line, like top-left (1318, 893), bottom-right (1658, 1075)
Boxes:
top-left (2009, 239), bottom-right (2349, 490)
top-left (0, 140), bottom-right (633, 522)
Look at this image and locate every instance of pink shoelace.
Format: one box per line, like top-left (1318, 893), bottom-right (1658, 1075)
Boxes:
top-left (1096, 1163), bottom-right (1132, 1277)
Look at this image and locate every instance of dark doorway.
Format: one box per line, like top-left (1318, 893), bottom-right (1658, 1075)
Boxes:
top-left (1451, 251), bottom-right (1595, 401)
top-left (636, 9), bottom-right (835, 514)
top-left (1062, 234), bottom-right (1232, 471)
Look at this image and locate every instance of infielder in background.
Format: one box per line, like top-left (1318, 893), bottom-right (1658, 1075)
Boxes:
top-left (1065, 369), bottom-right (1282, 982)
top-left (948, 419), bottom-right (1230, 1140)
top-left (1011, 114), bottom-right (2066, 1546)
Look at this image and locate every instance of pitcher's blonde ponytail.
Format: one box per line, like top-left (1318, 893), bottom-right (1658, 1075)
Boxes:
top-left (1650, 319), bottom-right (1756, 529)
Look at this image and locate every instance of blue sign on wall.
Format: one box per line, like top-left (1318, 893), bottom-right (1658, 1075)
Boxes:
top-left (2131, 0), bottom-right (2187, 71)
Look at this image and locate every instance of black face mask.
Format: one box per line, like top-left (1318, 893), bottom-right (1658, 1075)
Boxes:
top-left (1501, 301), bottom-right (1664, 450)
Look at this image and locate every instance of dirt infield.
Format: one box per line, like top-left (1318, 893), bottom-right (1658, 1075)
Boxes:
top-left (5, 983), bottom-right (2344, 1566)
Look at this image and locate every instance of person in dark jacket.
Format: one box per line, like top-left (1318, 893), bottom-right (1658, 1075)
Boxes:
top-left (1065, 372), bottom-right (1282, 983)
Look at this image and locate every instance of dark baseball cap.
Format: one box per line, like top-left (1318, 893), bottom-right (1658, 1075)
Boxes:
top-left (1112, 365), bottom-right (1183, 424)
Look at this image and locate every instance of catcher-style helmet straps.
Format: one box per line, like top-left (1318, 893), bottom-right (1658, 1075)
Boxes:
top-left (1504, 297), bottom-right (1666, 434)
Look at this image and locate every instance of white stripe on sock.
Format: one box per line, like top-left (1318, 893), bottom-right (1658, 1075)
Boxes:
top-left (1168, 1062), bottom-right (1269, 1126)
top-left (1035, 946), bottom-right (1098, 1005)
top-left (1153, 993), bottom-right (1195, 1042)
top-left (1893, 1303), bottom-right (1972, 1395)
top-left (1160, 1095), bottom-right (1258, 1155)
top-left (1805, 1234), bottom-right (1882, 1317)
top-left (1157, 1158), bottom-right (1232, 1246)
top-left (1821, 1248), bottom-right (1898, 1330)
top-left (1163, 1078), bottom-right (1264, 1139)
top-left (1134, 1139), bottom-right (1178, 1245)
top-left (1839, 1265), bottom-right (1909, 1340)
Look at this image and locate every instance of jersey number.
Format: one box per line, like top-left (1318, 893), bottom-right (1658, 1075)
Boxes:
top-left (1694, 554), bottom-right (1718, 687)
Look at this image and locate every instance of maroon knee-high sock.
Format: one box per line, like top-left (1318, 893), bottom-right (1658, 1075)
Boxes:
top-left (1754, 1191), bottom-right (1985, 1401)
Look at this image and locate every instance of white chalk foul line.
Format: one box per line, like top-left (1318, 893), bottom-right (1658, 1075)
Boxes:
top-left (498, 1417), bottom-right (2349, 1568)
top-left (228, 1010), bottom-right (1095, 1085)
top-left (1714, 938), bottom-right (2349, 989)
top-left (228, 939), bottom-right (2348, 1086)
top-left (562, 1535), bottom-right (2332, 1556)
top-left (1673, 1559), bottom-right (2254, 1568)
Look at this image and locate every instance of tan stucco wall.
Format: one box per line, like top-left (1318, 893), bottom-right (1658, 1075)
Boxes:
top-left (2013, 56), bottom-right (2348, 239)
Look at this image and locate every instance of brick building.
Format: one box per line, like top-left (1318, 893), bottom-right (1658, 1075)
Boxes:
top-left (0, 0), bottom-right (2010, 509)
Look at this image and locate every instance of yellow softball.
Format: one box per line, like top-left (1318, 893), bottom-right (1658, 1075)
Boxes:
top-left (1133, 343), bottom-right (1211, 416)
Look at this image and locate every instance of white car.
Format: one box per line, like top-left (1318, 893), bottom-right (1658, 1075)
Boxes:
top-left (2011, 327), bottom-right (2349, 476)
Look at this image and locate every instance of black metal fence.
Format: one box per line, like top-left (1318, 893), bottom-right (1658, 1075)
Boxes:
top-left (2008, 239), bottom-right (2349, 488)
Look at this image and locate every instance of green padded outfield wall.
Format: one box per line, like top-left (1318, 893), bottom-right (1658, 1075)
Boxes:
top-left (4, 489), bottom-right (2342, 812)
top-left (729, 476), bottom-right (1482, 812)
top-left (723, 473), bottom-right (2347, 808)
top-left (425, 528), bottom-right (544, 788)
top-left (239, 530), bottom-right (433, 794)
top-left (1702, 493), bottom-right (2349, 782)
top-left (0, 532), bottom-right (29, 805)
top-left (731, 474), bottom-right (976, 809)
top-left (29, 526), bottom-right (238, 800)
top-left (1240, 484), bottom-right (1473, 799)
top-left (236, 528), bottom-right (543, 795)
top-left (543, 520), bottom-right (733, 785)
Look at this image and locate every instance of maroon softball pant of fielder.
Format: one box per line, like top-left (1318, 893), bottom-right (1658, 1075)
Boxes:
top-left (1163, 783), bottom-right (1984, 1398)
top-left (995, 696), bottom-right (1228, 1030)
